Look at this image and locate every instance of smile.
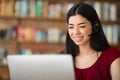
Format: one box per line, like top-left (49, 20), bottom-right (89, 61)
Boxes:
top-left (73, 37), bottom-right (83, 42)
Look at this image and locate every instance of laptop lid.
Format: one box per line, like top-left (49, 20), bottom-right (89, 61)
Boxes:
top-left (7, 54), bottom-right (75, 80)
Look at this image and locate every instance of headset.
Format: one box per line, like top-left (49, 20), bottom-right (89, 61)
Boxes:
top-left (88, 23), bottom-right (99, 37)
top-left (93, 23), bottom-right (99, 33)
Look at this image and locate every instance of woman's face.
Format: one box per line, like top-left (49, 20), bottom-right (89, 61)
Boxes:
top-left (68, 14), bottom-right (92, 46)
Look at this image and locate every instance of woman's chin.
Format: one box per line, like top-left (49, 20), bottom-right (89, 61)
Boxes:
top-left (74, 41), bottom-right (83, 45)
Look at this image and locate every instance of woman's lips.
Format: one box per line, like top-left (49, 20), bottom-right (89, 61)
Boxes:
top-left (73, 36), bottom-right (83, 42)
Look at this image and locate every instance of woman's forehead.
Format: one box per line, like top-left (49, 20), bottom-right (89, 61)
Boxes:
top-left (69, 15), bottom-right (88, 21)
top-left (68, 15), bottom-right (90, 25)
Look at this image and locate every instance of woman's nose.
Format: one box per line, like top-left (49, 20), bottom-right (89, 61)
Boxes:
top-left (73, 27), bottom-right (80, 35)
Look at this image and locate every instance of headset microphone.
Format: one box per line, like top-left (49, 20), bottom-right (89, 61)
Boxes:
top-left (88, 33), bottom-right (93, 37)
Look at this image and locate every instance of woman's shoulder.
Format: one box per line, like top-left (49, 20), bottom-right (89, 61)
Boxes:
top-left (104, 46), bottom-right (120, 55)
top-left (101, 46), bottom-right (120, 63)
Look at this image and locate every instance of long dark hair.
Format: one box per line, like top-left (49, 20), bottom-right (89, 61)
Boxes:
top-left (65, 3), bottom-right (110, 57)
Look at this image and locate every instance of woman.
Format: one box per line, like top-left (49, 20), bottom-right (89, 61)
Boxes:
top-left (61, 3), bottom-right (120, 80)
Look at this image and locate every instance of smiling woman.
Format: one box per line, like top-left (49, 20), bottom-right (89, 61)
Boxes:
top-left (60, 3), bottom-right (120, 80)
top-left (67, 14), bottom-right (92, 46)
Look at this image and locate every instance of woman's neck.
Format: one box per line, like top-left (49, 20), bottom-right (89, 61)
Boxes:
top-left (78, 45), bottom-right (96, 57)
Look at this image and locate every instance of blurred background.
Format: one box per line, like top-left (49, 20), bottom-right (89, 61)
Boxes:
top-left (0, 0), bottom-right (120, 80)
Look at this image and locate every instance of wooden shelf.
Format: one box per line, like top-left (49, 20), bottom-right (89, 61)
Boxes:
top-left (1, 16), bottom-right (120, 24)
top-left (0, 39), bottom-right (17, 43)
top-left (0, 65), bottom-right (9, 80)
top-left (46, 0), bottom-right (80, 3)
top-left (93, 0), bottom-right (120, 2)
top-left (18, 41), bottom-right (65, 54)
top-left (101, 20), bottom-right (120, 25)
top-left (0, 39), bottom-right (65, 54)
top-left (0, 16), bottom-right (66, 22)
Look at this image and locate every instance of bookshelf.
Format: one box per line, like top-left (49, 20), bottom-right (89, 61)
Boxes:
top-left (0, 0), bottom-right (120, 80)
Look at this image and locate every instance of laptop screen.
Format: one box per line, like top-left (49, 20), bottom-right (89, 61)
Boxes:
top-left (7, 54), bottom-right (75, 80)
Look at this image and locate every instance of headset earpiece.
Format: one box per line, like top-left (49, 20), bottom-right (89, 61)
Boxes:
top-left (88, 23), bottom-right (99, 37)
top-left (93, 23), bottom-right (99, 33)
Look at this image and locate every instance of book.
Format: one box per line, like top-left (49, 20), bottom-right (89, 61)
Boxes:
top-left (118, 25), bottom-right (120, 42)
top-left (35, 29), bottom-right (42, 42)
top-left (102, 2), bottom-right (110, 21)
top-left (93, 1), bottom-right (102, 19)
top-left (5, 0), bottom-right (14, 16)
top-left (110, 3), bottom-right (117, 21)
top-left (17, 24), bottom-right (25, 41)
top-left (47, 28), bottom-right (62, 43)
top-left (36, 0), bottom-right (43, 17)
top-left (15, 0), bottom-right (21, 17)
top-left (0, 0), bottom-right (6, 16)
top-left (112, 24), bottom-right (119, 44)
top-left (21, 0), bottom-right (28, 17)
top-left (29, 0), bottom-right (36, 17)
top-left (43, 0), bottom-right (49, 18)
top-left (106, 25), bottom-right (113, 44)
top-left (24, 26), bottom-right (32, 41)
top-left (48, 4), bottom-right (55, 18)
top-left (55, 4), bottom-right (62, 18)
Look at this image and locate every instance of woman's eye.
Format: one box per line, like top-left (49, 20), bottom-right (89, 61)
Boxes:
top-left (67, 26), bottom-right (73, 29)
top-left (79, 25), bottom-right (86, 28)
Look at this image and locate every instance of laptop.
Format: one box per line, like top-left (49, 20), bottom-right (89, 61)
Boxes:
top-left (7, 54), bottom-right (75, 80)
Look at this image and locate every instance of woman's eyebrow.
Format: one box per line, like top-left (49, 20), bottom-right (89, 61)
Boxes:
top-left (68, 22), bottom-right (86, 25)
top-left (78, 22), bottom-right (86, 25)
top-left (68, 24), bottom-right (73, 25)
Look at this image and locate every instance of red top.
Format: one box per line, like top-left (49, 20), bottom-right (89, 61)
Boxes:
top-left (75, 47), bottom-right (120, 80)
